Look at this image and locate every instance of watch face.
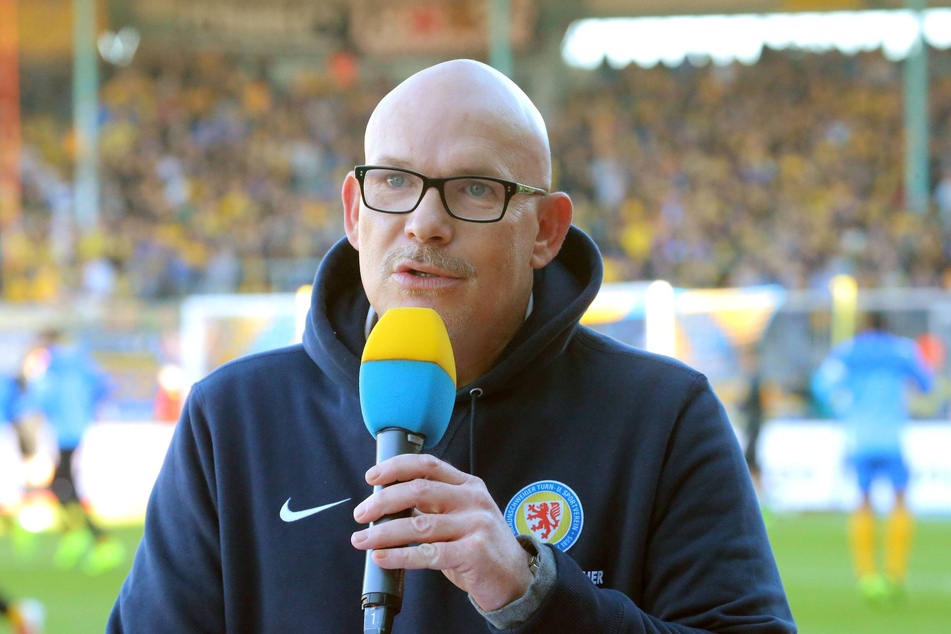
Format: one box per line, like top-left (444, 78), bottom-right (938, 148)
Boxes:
top-left (528, 553), bottom-right (540, 576)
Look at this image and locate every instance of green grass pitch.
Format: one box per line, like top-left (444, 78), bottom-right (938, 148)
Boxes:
top-left (768, 513), bottom-right (951, 633)
top-left (1, 513), bottom-right (949, 633)
top-left (0, 524), bottom-right (141, 633)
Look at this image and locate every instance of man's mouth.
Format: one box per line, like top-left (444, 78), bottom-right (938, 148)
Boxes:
top-left (398, 263), bottom-right (450, 278)
top-left (384, 247), bottom-right (476, 281)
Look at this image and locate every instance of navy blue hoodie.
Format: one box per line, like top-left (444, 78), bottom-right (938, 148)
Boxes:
top-left (109, 227), bottom-right (795, 632)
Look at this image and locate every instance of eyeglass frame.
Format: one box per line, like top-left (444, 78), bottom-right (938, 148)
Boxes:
top-left (353, 165), bottom-right (548, 224)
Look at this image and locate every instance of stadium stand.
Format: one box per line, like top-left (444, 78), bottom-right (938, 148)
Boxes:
top-left (8, 46), bottom-right (951, 301)
top-left (11, 45), bottom-right (951, 300)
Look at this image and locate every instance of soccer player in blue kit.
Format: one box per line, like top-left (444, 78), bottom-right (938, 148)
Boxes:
top-left (814, 312), bottom-right (934, 604)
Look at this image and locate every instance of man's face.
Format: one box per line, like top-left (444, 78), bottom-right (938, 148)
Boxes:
top-left (343, 81), bottom-right (550, 378)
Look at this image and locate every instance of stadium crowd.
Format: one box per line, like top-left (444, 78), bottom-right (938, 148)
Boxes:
top-left (7, 46), bottom-right (951, 302)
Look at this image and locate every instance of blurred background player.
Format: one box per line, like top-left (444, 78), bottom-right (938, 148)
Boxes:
top-left (19, 330), bottom-right (125, 575)
top-left (813, 311), bottom-right (934, 604)
top-left (0, 369), bottom-right (35, 557)
top-left (0, 587), bottom-right (44, 634)
top-left (739, 344), bottom-right (769, 519)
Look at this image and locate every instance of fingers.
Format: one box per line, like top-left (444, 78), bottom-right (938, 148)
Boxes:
top-left (351, 512), bottom-right (464, 560)
top-left (365, 453), bottom-right (469, 488)
top-left (351, 512), bottom-right (497, 574)
top-left (351, 453), bottom-right (496, 562)
top-left (355, 454), bottom-right (485, 524)
top-left (359, 541), bottom-right (452, 572)
top-left (350, 453), bottom-right (535, 610)
top-left (351, 511), bottom-right (534, 611)
top-left (354, 477), bottom-right (485, 524)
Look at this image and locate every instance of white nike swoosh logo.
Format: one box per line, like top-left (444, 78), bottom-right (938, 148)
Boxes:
top-left (280, 497), bottom-right (351, 523)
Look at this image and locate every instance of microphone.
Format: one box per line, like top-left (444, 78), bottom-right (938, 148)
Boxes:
top-left (359, 307), bottom-right (456, 634)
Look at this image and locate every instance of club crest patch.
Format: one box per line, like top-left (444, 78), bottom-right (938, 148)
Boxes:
top-left (504, 480), bottom-right (583, 552)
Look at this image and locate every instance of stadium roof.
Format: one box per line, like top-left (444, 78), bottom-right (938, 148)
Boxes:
top-left (75, 1), bottom-right (951, 64)
top-left (562, 9), bottom-right (951, 68)
top-left (577, 0), bottom-right (951, 18)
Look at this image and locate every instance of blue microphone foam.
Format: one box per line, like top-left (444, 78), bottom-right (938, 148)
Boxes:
top-left (359, 359), bottom-right (455, 448)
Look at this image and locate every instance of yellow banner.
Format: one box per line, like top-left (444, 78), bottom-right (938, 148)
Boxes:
top-left (0, 0), bottom-right (22, 234)
top-left (17, 0), bottom-right (108, 60)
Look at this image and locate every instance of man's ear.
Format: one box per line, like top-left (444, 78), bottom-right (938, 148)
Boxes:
top-left (342, 172), bottom-right (361, 250)
top-left (530, 192), bottom-right (573, 269)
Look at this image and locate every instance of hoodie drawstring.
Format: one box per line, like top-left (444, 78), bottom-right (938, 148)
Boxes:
top-left (468, 387), bottom-right (483, 476)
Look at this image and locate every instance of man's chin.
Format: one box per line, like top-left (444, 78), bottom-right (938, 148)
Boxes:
top-left (377, 294), bottom-right (441, 315)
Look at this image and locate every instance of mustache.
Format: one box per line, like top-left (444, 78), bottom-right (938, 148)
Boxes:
top-left (383, 245), bottom-right (475, 278)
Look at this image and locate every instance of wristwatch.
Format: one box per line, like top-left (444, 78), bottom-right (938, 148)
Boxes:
top-left (524, 542), bottom-right (540, 577)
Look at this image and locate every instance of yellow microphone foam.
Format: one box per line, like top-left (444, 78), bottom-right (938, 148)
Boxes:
top-left (361, 307), bottom-right (456, 384)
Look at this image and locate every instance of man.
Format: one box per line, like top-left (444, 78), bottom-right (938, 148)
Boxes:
top-left (110, 60), bottom-right (794, 632)
top-left (739, 344), bottom-right (768, 515)
top-left (0, 371), bottom-right (35, 556)
top-left (813, 312), bottom-right (933, 604)
top-left (20, 330), bottom-right (125, 574)
top-left (0, 591), bottom-right (44, 634)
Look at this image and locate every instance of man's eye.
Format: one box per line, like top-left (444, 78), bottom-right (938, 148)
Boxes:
top-left (385, 175), bottom-right (407, 188)
top-left (466, 182), bottom-right (489, 197)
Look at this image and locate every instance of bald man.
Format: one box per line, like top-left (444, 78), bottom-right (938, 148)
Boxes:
top-left (110, 60), bottom-right (795, 633)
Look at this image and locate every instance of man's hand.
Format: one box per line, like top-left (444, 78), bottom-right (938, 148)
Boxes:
top-left (351, 454), bottom-right (535, 612)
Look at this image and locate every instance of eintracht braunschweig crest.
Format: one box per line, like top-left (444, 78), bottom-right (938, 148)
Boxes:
top-left (504, 480), bottom-right (584, 551)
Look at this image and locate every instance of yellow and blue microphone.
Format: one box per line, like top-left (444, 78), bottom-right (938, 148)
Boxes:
top-left (359, 306), bottom-right (456, 448)
top-left (358, 307), bottom-right (456, 633)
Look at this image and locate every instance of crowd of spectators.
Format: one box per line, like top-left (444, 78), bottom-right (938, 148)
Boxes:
top-left (6, 46), bottom-right (951, 303)
top-left (553, 49), bottom-right (951, 290)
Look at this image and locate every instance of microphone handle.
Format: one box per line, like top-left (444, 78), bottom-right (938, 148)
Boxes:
top-left (362, 428), bottom-right (425, 633)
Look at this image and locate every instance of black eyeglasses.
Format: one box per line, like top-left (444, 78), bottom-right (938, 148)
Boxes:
top-left (354, 165), bottom-right (548, 223)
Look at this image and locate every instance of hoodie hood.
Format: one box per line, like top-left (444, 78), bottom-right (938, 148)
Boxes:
top-left (302, 225), bottom-right (603, 399)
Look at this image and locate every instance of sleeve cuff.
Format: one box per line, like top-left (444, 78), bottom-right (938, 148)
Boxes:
top-left (470, 535), bottom-right (556, 630)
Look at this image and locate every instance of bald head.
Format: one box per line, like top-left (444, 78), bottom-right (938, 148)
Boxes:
top-left (365, 59), bottom-right (552, 187)
top-left (344, 60), bottom-right (574, 386)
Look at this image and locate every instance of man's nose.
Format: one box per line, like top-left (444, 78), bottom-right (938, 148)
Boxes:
top-left (405, 186), bottom-right (453, 243)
